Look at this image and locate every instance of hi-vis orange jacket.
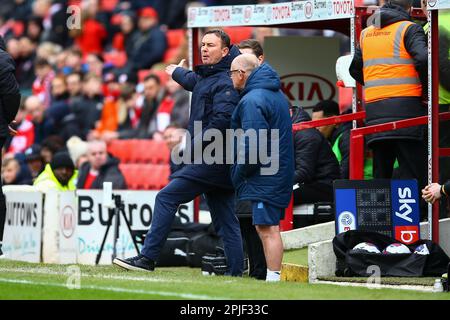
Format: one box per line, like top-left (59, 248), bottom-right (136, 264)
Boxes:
top-left (361, 21), bottom-right (422, 103)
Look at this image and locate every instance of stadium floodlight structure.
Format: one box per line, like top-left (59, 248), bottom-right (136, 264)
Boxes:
top-left (186, 0), bottom-right (448, 242)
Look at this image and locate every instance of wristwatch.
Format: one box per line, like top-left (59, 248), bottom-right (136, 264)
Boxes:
top-left (441, 184), bottom-right (448, 197)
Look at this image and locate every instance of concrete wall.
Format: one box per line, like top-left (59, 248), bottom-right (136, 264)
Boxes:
top-left (420, 218), bottom-right (450, 257)
top-left (308, 240), bottom-right (335, 282)
top-left (282, 221), bottom-right (334, 250)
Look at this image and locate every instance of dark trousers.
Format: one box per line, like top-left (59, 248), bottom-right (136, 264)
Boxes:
top-left (371, 139), bottom-right (428, 219)
top-left (141, 177), bottom-right (244, 276)
top-left (0, 137), bottom-right (6, 247)
top-left (439, 104), bottom-right (450, 218)
top-left (238, 216), bottom-right (267, 280)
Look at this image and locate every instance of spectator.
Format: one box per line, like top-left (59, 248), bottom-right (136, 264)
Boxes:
top-left (33, 151), bottom-right (77, 192)
top-left (23, 144), bottom-right (44, 181)
top-left (16, 36), bottom-right (37, 92)
top-left (76, 140), bottom-right (127, 189)
top-left (32, 58), bottom-right (55, 108)
top-left (62, 48), bottom-right (84, 75)
top-left (349, 0), bottom-right (428, 218)
top-left (230, 54), bottom-right (294, 282)
top-left (24, 95), bottom-right (55, 144)
top-left (33, 0), bottom-right (70, 48)
top-left (5, 100), bottom-right (34, 155)
top-left (112, 10), bottom-right (139, 59)
top-left (70, 0), bottom-right (107, 56)
top-left (25, 15), bottom-right (44, 43)
top-left (165, 78), bottom-right (190, 129)
top-left (162, 123), bottom-right (185, 174)
top-left (9, 0), bottom-right (32, 23)
top-left (36, 41), bottom-right (62, 67)
top-left (102, 74), bottom-right (165, 141)
top-left (84, 53), bottom-right (104, 77)
top-left (40, 135), bottom-right (65, 164)
top-left (291, 106), bottom-right (341, 208)
top-left (1, 157), bottom-right (31, 185)
top-left (311, 100), bottom-right (353, 179)
top-left (71, 73), bottom-right (103, 140)
top-left (66, 72), bottom-right (83, 98)
top-left (92, 82), bottom-right (137, 139)
top-left (123, 7), bottom-right (167, 75)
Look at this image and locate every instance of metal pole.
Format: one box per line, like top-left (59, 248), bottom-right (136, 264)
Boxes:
top-left (427, 7), bottom-right (433, 241)
top-left (431, 9), bottom-right (440, 243)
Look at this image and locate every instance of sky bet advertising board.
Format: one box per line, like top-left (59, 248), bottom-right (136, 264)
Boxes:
top-left (334, 180), bottom-right (420, 245)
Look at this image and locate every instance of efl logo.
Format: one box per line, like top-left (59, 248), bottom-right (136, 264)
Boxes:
top-left (337, 211), bottom-right (356, 233)
top-left (395, 226), bottom-right (419, 244)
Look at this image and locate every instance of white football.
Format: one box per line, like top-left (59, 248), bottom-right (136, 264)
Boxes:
top-left (352, 242), bottom-right (381, 254)
top-left (414, 244), bottom-right (430, 255)
top-left (382, 243), bottom-right (411, 254)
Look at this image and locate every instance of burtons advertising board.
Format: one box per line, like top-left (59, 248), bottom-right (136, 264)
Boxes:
top-left (2, 189), bottom-right (43, 262)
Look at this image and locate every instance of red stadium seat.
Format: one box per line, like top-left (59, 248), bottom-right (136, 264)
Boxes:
top-left (119, 163), bottom-right (141, 189)
top-left (108, 139), bottom-right (139, 163)
top-left (103, 51), bottom-right (127, 68)
top-left (222, 26), bottom-right (254, 45)
top-left (163, 29), bottom-right (185, 63)
top-left (100, 0), bottom-right (118, 12)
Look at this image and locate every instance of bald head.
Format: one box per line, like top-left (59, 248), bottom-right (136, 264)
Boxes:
top-left (87, 140), bottom-right (108, 171)
top-left (231, 53), bottom-right (260, 74)
top-left (230, 53), bottom-right (260, 91)
top-left (25, 95), bottom-right (45, 123)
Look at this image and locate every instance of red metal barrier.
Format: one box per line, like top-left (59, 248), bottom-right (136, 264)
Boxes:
top-left (283, 111), bottom-right (367, 231)
top-left (349, 112), bottom-right (450, 180)
top-left (292, 111), bottom-right (366, 132)
top-left (280, 195), bottom-right (294, 231)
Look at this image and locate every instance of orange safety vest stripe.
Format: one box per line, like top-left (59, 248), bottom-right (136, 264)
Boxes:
top-left (361, 21), bottom-right (422, 103)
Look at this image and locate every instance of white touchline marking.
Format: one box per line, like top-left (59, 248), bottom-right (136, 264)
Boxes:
top-left (0, 267), bottom-right (238, 285)
top-left (0, 277), bottom-right (230, 300)
top-left (314, 280), bottom-right (435, 293)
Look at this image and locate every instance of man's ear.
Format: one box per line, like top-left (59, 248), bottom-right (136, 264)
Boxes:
top-left (222, 46), bottom-right (230, 57)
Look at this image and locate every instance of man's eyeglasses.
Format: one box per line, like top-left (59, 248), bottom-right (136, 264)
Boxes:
top-left (227, 69), bottom-right (245, 77)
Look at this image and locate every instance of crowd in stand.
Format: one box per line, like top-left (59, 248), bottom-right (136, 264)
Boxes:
top-left (0, 0), bottom-right (292, 191)
top-left (0, 0), bottom-right (197, 189)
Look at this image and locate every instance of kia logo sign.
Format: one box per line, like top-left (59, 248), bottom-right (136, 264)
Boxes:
top-left (61, 205), bottom-right (76, 238)
top-left (280, 73), bottom-right (336, 107)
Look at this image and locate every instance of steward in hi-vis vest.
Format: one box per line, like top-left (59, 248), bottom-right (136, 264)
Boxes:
top-left (349, 0), bottom-right (429, 220)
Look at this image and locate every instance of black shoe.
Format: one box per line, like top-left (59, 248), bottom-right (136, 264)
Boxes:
top-left (113, 255), bottom-right (155, 272)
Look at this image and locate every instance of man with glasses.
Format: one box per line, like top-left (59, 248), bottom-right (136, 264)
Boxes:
top-left (229, 53), bottom-right (294, 282)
